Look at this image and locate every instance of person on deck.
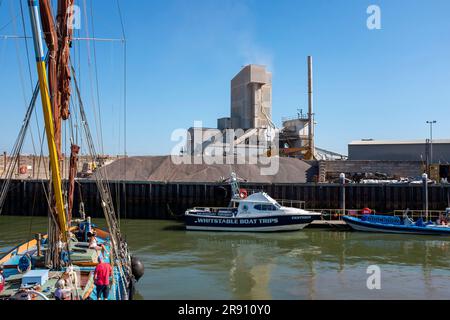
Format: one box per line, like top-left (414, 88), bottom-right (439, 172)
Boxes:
top-left (87, 231), bottom-right (106, 256)
top-left (54, 279), bottom-right (72, 300)
top-left (94, 256), bottom-right (113, 300)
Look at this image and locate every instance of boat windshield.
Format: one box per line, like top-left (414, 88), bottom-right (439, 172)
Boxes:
top-left (254, 204), bottom-right (278, 211)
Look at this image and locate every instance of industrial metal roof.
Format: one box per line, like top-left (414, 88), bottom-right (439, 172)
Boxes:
top-left (349, 139), bottom-right (450, 145)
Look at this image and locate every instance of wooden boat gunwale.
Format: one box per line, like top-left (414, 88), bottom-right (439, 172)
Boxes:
top-left (0, 226), bottom-right (107, 266)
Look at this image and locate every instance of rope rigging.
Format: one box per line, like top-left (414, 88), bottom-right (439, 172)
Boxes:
top-left (71, 63), bottom-right (131, 298)
top-left (81, 0), bottom-right (104, 157)
top-left (89, 0), bottom-right (104, 156)
top-left (116, 0), bottom-right (128, 220)
top-left (8, 3), bottom-right (43, 187)
top-left (0, 53), bottom-right (49, 214)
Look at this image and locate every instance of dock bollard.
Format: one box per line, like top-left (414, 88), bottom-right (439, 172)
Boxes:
top-left (340, 173), bottom-right (346, 220)
top-left (422, 173), bottom-right (428, 222)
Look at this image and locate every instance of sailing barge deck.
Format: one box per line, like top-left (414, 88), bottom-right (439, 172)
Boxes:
top-left (0, 223), bottom-right (132, 300)
top-left (0, 0), bottom-right (143, 300)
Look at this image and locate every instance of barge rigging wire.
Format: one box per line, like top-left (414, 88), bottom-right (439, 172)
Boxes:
top-left (89, 0), bottom-right (104, 156)
top-left (0, 78), bottom-right (40, 214)
top-left (115, 0), bottom-right (128, 221)
top-left (82, 0), bottom-right (104, 158)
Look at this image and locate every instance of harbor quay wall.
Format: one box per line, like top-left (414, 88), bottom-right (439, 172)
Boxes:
top-left (0, 179), bottom-right (449, 219)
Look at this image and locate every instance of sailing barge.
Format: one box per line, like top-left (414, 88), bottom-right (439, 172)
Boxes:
top-left (0, 0), bottom-right (143, 300)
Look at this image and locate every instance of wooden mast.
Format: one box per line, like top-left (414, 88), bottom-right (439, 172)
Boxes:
top-left (27, 0), bottom-right (68, 241)
top-left (32, 0), bottom-right (76, 230)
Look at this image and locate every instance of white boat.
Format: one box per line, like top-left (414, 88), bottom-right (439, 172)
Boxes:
top-left (185, 173), bottom-right (321, 232)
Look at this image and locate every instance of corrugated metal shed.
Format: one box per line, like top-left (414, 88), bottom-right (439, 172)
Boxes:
top-left (348, 139), bottom-right (450, 162)
top-left (349, 139), bottom-right (450, 145)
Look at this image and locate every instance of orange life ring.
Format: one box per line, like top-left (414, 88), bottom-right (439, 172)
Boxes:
top-left (361, 207), bottom-right (372, 214)
top-left (239, 189), bottom-right (248, 199)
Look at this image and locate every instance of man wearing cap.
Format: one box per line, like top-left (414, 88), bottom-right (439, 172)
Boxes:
top-left (94, 256), bottom-right (113, 300)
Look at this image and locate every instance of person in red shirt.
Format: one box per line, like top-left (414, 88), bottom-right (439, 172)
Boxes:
top-left (0, 266), bottom-right (5, 293)
top-left (94, 256), bottom-right (113, 300)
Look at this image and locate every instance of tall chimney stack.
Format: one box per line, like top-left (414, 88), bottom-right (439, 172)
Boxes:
top-left (307, 56), bottom-right (315, 160)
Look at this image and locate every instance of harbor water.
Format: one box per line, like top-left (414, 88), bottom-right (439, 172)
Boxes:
top-left (1, 216), bottom-right (450, 299)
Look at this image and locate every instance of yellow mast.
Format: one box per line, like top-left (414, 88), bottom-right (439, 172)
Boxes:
top-left (28, 0), bottom-right (68, 241)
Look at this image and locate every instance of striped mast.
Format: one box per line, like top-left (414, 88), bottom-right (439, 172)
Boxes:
top-left (27, 0), bottom-right (68, 241)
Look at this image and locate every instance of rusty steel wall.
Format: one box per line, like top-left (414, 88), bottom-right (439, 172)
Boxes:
top-left (1, 179), bottom-right (449, 219)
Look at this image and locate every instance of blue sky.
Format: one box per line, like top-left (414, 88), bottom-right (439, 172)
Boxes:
top-left (0, 0), bottom-right (449, 156)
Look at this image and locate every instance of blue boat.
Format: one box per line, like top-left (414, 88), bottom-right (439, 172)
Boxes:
top-left (343, 210), bottom-right (450, 236)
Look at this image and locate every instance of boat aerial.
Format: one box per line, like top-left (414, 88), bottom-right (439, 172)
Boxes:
top-left (0, 0), bottom-right (143, 300)
top-left (185, 173), bottom-right (321, 232)
top-left (343, 209), bottom-right (450, 236)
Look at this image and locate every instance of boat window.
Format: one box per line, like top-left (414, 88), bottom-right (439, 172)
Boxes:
top-left (254, 204), bottom-right (277, 211)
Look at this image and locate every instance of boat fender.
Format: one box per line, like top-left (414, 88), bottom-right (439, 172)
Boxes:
top-left (239, 189), bottom-right (248, 199)
top-left (131, 256), bottom-right (145, 281)
top-left (17, 254), bottom-right (32, 274)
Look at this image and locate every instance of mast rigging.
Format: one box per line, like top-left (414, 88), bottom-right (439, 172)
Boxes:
top-left (27, 0), bottom-right (68, 241)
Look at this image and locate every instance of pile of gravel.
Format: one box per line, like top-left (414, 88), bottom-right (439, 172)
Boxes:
top-left (98, 156), bottom-right (312, 183)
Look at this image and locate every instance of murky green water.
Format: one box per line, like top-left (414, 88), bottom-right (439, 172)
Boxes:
top-left (2, 216), bottom-right (450, 300)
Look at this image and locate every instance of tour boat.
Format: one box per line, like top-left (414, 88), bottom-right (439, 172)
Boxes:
top-left (185, 173), bottom-right (321, 232)
top-left (343, 209), bottom-right (450, 235)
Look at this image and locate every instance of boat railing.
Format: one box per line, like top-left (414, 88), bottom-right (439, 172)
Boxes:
top-left (243, 189), bottom-right (264, 196)
top-left (276, 199), bottom-right (306, 209)
top-left (392, 210), bottom-right (443, 220)
top-left (306, 208), bottom-right (446, 222)
top-left (308, 209), bottom-right (346, 221)
top-left (193, 207), bottom-right (236, 212)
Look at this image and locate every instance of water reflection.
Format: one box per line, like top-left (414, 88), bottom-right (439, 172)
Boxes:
top-left (127, 221), bottom-right (450, 299)
top-left (2, 217), bottom-right (450, 299)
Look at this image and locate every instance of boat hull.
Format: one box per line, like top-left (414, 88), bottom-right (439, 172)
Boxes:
top-left (185, 214), bottom-right (317, 232)
top-left (343, 216), bottom-right (450, 236)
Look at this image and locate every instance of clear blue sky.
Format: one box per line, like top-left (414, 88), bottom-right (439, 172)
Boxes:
top-left (1, 0), bottom-right (449, 156)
